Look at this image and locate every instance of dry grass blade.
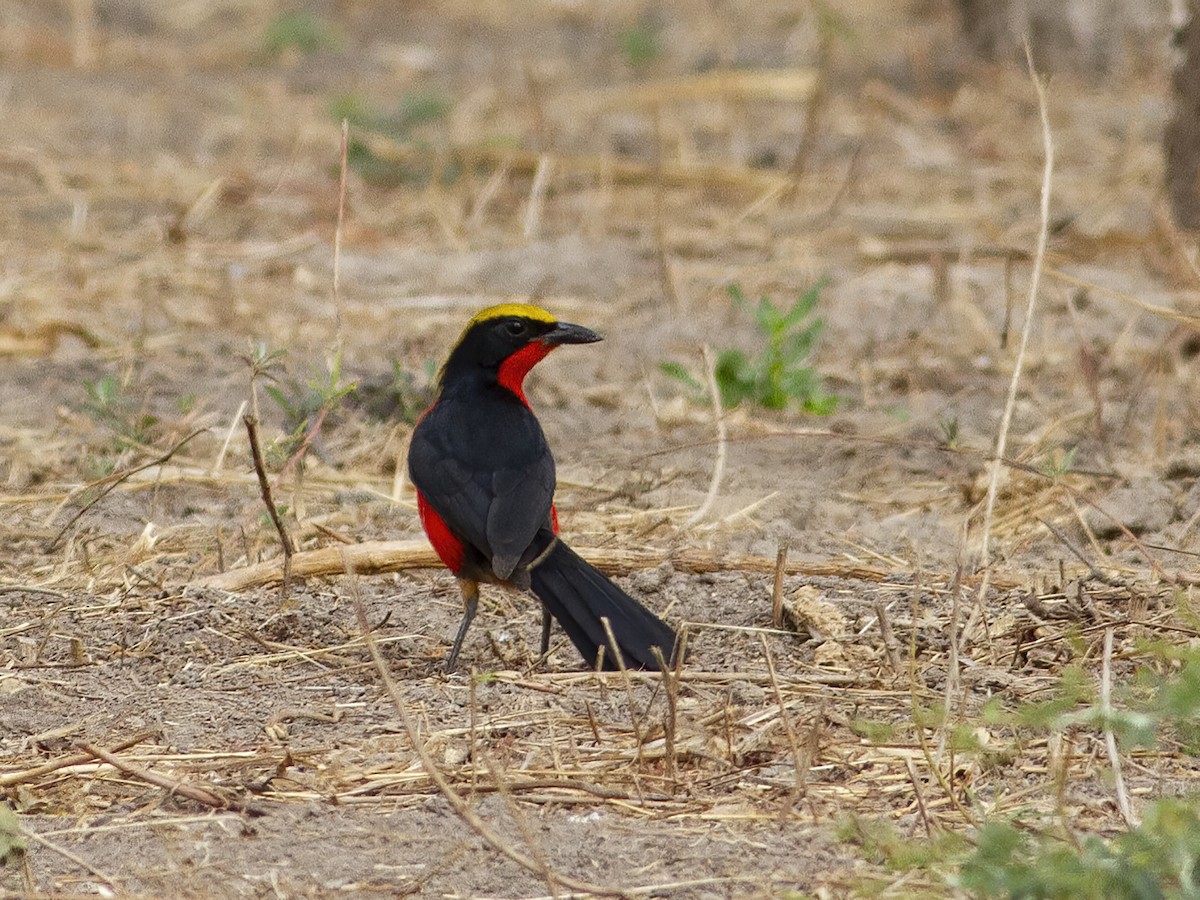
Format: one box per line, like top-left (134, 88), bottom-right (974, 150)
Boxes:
top-left (243, 413), bottom-right (295, 594)
top-left (1101, 628), bottom-right (1137, 827)
top-left (970, 43), bottom-right (1054, 634)
top-left (683, 345), bottom-right (727, 528)
top-left (20, 827), bottom-right (115, 889)
top-left (584, 68), bottom-right (818, 109)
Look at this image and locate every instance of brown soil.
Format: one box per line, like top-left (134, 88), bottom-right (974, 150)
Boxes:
top-left (1, 2), bottom-right (1197, 897)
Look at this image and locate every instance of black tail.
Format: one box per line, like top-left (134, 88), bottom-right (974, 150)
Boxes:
top-left (529, 540), bottom-right (678, 671)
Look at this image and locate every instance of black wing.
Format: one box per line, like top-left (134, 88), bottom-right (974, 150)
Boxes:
top-left (409, 391), bottom-right (556, 581)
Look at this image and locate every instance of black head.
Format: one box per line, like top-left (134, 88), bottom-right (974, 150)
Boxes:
top-left (439, 304), bottom-right (602, 389)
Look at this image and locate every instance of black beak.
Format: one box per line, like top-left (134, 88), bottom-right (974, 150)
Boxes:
top-left (543, 321), bottom-right (602, 346)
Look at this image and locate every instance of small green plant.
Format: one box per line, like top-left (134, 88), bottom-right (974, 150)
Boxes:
top-left (345, 360), bottom-right (437, 425)
top-left (82, 374), bottom-right (158, 445)
top-left (661, 282), bottom-right (837, 413)
top-left (1037, 445), bottom-right (1078, 480)
top-left (263, 11), bottom-right (340, 56)
top-left (619, 18), bottom-right (662, 68)
top-left (263, 352), bottom-right (356, 462)
top-left (959, 800), bottom-right (1200, 899)
top-left (329, 90), bottom-right (453, 186)
top-left (836, 815), bottom-right (968, 872)
top-left (952, 644), bottom-right (1200, 897)
top-left (938, 414), bottom-right (960, 449)
top-left (0, 804), bottom-right (25, 868)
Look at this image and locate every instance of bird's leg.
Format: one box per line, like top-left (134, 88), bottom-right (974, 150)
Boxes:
top-left (445, 579), bottom-right (479, 673)
top-left (539, 609), bottom-right (552, 658)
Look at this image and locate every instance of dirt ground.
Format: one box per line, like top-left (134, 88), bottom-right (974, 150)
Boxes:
top-left (2, 1), bottom-right (1199, 897)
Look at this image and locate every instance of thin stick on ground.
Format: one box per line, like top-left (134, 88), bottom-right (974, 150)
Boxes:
top-left (873, 599), bottom-right (902, 675)
top-left (194, 539), bottom-right (913, 592)
top-left (243, 413), bottom-right (295, 595)
top-left (20, 827), bottom-right (116, 888)
top-left (47, 427), bottom-right (206, 551)
top-left (969, 42), bottom-right (1054, 637)
top-left (345, 555), bottom-right (629, 898)
top-left (77, 742), bottom-right (230, 810)
top-left (684, 345), bottom-right (727, 528)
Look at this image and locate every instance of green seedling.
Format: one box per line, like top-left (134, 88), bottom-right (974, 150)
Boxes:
top-left (619, 18), bottom-right (662, 68)
top-left (345, 359), bottom-right (437, 425)
top-left (329, 90), bottom-right (452, 186)
top-left (82, 374), bottom-right (158, 445)
top-left (661, 281), bottom-right (838, 413)
top-left (263, 351), bottom-right (356, 462)
top-left (263, 11), bottom-right (340, 56)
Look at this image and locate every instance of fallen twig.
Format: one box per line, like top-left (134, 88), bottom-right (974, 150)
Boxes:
top-left (77, 742), bottom-right (230, 811)
top-left (193, 538), bottom-right (961, 593)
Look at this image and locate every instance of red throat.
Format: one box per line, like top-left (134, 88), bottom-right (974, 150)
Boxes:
top-left (497, 341), bottom-right (555, 405)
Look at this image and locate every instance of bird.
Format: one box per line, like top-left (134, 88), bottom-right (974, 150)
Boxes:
top-left (408, 303), bottom-right (679, 673)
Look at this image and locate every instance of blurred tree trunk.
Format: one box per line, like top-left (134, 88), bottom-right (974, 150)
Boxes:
top-left (1167, 2), bottom-right (1200, 229)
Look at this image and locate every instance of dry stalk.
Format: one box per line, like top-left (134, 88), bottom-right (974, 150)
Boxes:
top-left (904, 756), bottom-right (933, 837)
top-left (243, 413), bottom-right (295, 595)
top-left (211, 399), bottom-right (248, 475)
top-left (944, 565), bottom-right (963, 721)
top-left (1046, 267), bottom-right (1200, 329)
top-left (970, 43), bottom-right (1054, 637)
top-left (652, 646), bottom-right (680, 790)
top-left (1037, 515), bottom-right (1121, 586)
top-left (759, 635), bottom-right (805, 800)
top-left (523, 154), bottom-right (553, 239)
top-left (1101, 628), bottom-right (1137, 827)
top-left (600, 616), bottom-right (651, 790)
top-left (683, 345), bottom-right (726, 528)
top-left (346, 555), bottom-right (629, 898)
top-left (873, 599), bottom-right (902, 675)
top-left (771, 545), bottom-right (788, 628)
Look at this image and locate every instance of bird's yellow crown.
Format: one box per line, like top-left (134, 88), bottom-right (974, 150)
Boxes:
top-left (465, 303), bottom-right (557, 330)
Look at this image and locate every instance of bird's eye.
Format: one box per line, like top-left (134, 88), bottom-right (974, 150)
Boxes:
top-left (505, 320), bottom-right (527, 337)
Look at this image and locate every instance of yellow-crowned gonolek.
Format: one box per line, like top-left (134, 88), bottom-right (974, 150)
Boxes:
top-left (408, 304), bottom-right (679, 672)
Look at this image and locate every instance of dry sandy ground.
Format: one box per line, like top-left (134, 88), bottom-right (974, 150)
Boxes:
top-left (1, 1), bottom-right (1198, 897)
